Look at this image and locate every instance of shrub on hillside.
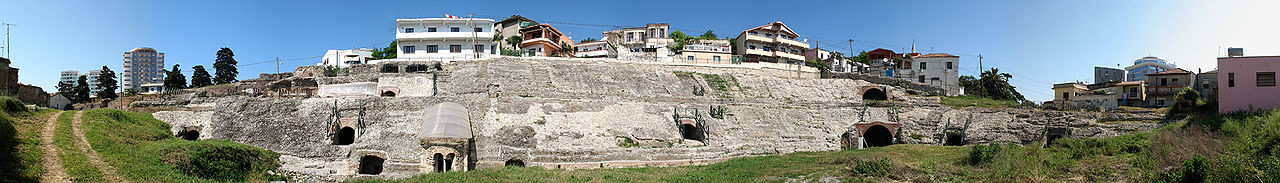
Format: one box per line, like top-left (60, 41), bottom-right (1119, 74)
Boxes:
top-left (164, 140), bottom-right (280, 181)
top-left (848, 157), bottom-right (895, 176)
top-left (967, 143), bottom-right (1003, 165)
top-left (0, 96), bottom-right (27, 114)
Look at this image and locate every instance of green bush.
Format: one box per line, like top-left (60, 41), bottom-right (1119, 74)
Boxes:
top-left (848, 157), bottom-right (895, 176)
top-left (966, 143), bottom-right (1003, 165)
top-left (1157, 155), bottom-right (1209, 182)
top-left (0, 96), bottom-right (27, 114)
top-left (165, 141), bottom-right (280, 181)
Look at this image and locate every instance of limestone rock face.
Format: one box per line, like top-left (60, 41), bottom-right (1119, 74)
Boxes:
top-left (147, 57), bottom-right (1165, 180)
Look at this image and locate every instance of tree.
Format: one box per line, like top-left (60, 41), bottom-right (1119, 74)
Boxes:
top-left (699, 30), bottom-right (717, 39)
top-left (557, 42), bottom-right (574, 57)
top-left (668, 31), bottom-right (690, 53)
top-left (213, 47), bottom-right (239, 85)
top-left (73, 75), bottom-right (90, 103)
top-left (505, 35), bottom-right (523, 50)
top-left (729, 38), bottom-right (739, 55)
top-left (124, 89), bottom-right (139, 97)
top-left (56, 81), bottom-right (75, 97)
top-left (579, 37), bottom-right (597, 43)
top-left (190, 65), bottom-right (213, 88)
top-left (371, 42), bottom-right (397, 60)
top-left (959, 68), bottom-right (1028, 103)
top-left (848, 51), bottom-right (870, 65)
top-left (95, 66), bottom-right (119, 99)
top-left (164, 64), bottom-right (187, 91)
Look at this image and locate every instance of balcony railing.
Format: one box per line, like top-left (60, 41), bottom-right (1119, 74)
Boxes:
top-left (683, 45), bottom-right (730, 53)
top-left (396, 31), bottom-right (494, 40)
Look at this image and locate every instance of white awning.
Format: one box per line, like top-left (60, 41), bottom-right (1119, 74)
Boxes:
top-left (418, 102), bottom-right (472, 138)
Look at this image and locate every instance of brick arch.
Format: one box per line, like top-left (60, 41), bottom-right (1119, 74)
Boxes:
top-left (853, 122), bottom-right (901, 147)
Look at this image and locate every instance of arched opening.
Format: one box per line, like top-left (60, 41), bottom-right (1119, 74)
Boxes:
top-left (680, 124), bottom-right (704, 141)
top-left (863, 125), bottom-right (893, 147)
top-left (433, 153), bottom-right (445, 172)
top-left (179, 130), bottom-right (199, 141)
top-left (944, 132), bottom-right (965, 146)
top-left (840, 131), bottom-right (857, 150)
top-left (862, 88), bottom-right (887, 101)
top-left (444, 153), bottom-right (455, 172)
top-left (334, 127), bottom-right (355, 145)
top-left (381, 91), bottom-right (396, 97)
top-left (1045, 133), bottom-right (1064, 146)
top-left (505, 159), bottom-right (525, 167)
top-left (358, 155), bottom-right (384, 175)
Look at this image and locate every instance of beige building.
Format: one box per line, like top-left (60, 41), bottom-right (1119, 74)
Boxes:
top-left (1118, 81), bottom-right (1146, 106)
top-left (602, 23), bottom-right (674, 62)
top-left (1145, 69), bottom-right (1195, 107)
top-left (676, 39), bottom-right (732, 64)
top-left (493, 15), bottom-right (538, 50)
top-left (735, 21), bottom-right (809, 63)
top-left (1051, 82), bottom-right (1088, 105)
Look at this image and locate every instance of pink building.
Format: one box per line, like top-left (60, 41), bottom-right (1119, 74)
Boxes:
top-left (1218, 55), bottom-right (1280, 113)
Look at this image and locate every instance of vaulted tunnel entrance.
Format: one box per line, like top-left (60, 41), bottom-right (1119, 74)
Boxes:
top-left (681, 124), bottom-right (705, 141)
top-left (944, 132), bottom-right (965, 146)
top-left (863, 125), bottom-right (893, 147)
top-left (862, 88), bottom-right (887, 101)
top-left (382, 91), bottom-right (396, 97)
top-left (358, 155), bottom-right (384, 175)
top-left (334, 127), bottom-right (355, 145)
top-left (505, 159), bottom-right (525, 167)
top-left (179, 130), bottom-right (199, 141)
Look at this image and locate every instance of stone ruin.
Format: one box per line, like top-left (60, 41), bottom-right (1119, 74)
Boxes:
top-left (143, 57), bottom-right (1167, 181)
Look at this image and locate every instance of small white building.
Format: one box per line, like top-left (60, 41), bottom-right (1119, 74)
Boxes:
top-left (319, 49), bottom-right (374, 68)
top-left (394, 17), bottom-right (498, 61)
top-left (905, 53), bottom-right (962, 96)
top-left (573, 41), bottom-right (615, 58)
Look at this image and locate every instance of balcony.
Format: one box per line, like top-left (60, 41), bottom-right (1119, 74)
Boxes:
top-left (520, 38), bottom-right (561, 48)
top-left (396, 31), bottom-right (494, 41)
top-left (777, 37), bottom-right (809, 48)
top-left (743, 34), bottom-right (772, 43)
top-left (682, 45), bottom-right (730, 53)
top-left (575, 50), bottom-right (610, 58)
top-left (744, 49), bottom-right (771, 57)
top-left (775, 51), bottom-right (806, 61)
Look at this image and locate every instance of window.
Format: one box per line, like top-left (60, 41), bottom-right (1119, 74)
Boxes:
top-left (688, 56), bottom-right (695, 61)
top-left (490, 45), bottom-right (496, 54)
top-left (427, 27), bottom-right (437, 32)
top-left (946, 62), bottom-right (953, 69)
top-left (748, 45), bottom-right (757, 49)
top-left (920, 62), bottom-right (927, 70)
top-left (450, 45), bottom-right (461, 53)
top-left (425, 45), bottom-right (438, 53)
top-left (1229, 73), bottom-right (1235, 87)
top-left (1259, 72), bottom-right (1277, 87)
top-left (1172, 78), bottom-right (1179, 85)
top-left (714, 56), bottom-right (721, 62)
top-left (919, 75), bottom-right (925, 83)
top-left (450, 27), bottom-right (460, 32)
top-left (474, 27), bottom-right (483, 32)
top-left (1062, 92), bottom-right (1070, 100)
top-left (402, 46), bottom-right (415, 54)
top-left (1157, 99), bottom-right (1166, 106)
top-left (475, 45), bottom-right (485, 53)
top-left (404, 28), bottom-right (414, 33)
top-left (1161, 78), bottom-right (1168, 86)
top-left (1128, 88), bottom-right (1137, 97)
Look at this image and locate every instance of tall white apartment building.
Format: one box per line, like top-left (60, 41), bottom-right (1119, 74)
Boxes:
top-left (59, 70), bottom-right (80, 85)
top-left (394, 17), bottom-right (497, 61)
top-left (86, 69), bottom-right (104, 94)
top-left (123, 47), bottom-right (165, 93)
top-left (319, 48), bottom-right (374, 68)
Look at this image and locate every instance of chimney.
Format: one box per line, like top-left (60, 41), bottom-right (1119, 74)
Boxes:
top-left (1227, 47), bottom-right (1244, 57)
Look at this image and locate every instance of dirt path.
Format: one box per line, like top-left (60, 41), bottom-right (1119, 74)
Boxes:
top-left (69, 111), bottom-right (129, 183)
top-left (37, 111), bottom-right (68, 182)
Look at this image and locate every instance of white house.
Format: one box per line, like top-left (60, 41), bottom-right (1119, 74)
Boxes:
top-left (394, 17), bottom-right (498, 61)
top-left (904, 53), bottom-right (962, 96)
top-left (574, 41), bottom-right (615, 58)
top-left (319, 49), bottom-right (373, 68)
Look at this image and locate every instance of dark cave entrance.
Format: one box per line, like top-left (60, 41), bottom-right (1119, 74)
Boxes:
top-left (863, 125), bottom-right (893, 147)
top-left (505, 159), bottom-right (525, 167)
top-left (358, 155), bottom-right (384, 175)
top-left (681, 124), bottom-right (705, 141)
top-left (862, 88), bottom-right (887, 101)
top-left (334, 127), bottom-right (355, 145)
top-left (944, 132), bottom-right (965, 146)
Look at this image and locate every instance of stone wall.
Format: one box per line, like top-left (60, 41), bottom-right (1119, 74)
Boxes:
top-left (823, 72), bottom-right (949, 96)
top-left (147, 57), bottom-right (1163, 181)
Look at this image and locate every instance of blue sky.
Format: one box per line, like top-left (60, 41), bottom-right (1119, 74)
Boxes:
top-left (1, 0), bottom-right (1275, 101)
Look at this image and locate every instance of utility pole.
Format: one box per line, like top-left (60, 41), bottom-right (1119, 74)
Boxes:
top-left (978, 54), bottom-right (983, 73)
top-left (275, 57), bottom-right (280, 74)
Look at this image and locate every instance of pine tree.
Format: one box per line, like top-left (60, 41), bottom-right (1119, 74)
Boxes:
top-left (213, 47), bottom-right (239, 84)
top-left (95, 66), bottom-right (119, 99)
top-left (56, 81), bottom-right (74, 96)
top-left (190, 65), bottom-right (213, 88)
top-left (73, 75), bottom-right (91, 103)
top-left (164, 64), bottom-right (187, 91)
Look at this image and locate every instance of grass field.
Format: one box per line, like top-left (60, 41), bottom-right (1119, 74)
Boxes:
top-left (0, 96), bottom-right (56, 182)
top-left (80, 109), bottom-right (284, 182)
top-left (940, 96), bottom-right (1024, 108)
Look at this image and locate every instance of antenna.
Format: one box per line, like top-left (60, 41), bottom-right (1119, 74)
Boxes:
top-left (2, 21), bottom-right (16, 58)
